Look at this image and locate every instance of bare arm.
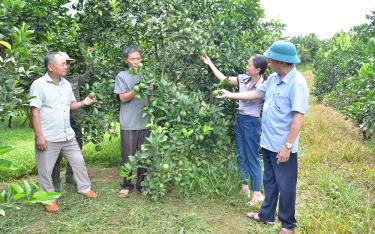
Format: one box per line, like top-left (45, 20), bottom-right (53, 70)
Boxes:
top-left (201, 55), bottom-right (237, 86)
top-left (30, 107), bottom-right (47, 151)
top-left (217, 89), bottom-right (264, 100)
top-left (70, 96), bottom-right (96, 110)
top-left (118, 91), bottom-right (136, 103)
top-left (277, 112), bottom-right (305, 164)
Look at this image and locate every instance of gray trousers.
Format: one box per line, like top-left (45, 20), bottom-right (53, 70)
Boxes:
top-left (35, 138), bottom-right (91, 193)
top-left (52, 119), bottom-right (82, 184)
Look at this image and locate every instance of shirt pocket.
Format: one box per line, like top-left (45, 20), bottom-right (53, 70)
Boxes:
top-left (274, 95), bottom-right (290, 111)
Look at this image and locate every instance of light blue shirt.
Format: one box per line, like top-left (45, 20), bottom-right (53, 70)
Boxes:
top-left (29, 73), bottom-right (76, 142)
top-left (256, 67), bottom-right (309, 153)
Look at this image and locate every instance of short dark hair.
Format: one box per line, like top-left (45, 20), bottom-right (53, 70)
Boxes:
top-left (123, 45), bottom-right (141, 59)
top-left (44, 52), bottom-right (58, 70)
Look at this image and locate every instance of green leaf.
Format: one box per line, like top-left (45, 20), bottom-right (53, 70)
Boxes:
top-left (0, 40), bottom-right (11, 50)
top-left (28, 190), bottom-right (49, 203)
top-left (12, 193), bottom-right (27, 202)
top-left (5, 185), bottom-right (13, 202)
top-left (0, 191), bottom-right (5, 203)
top-left (0, 159), bottom-right (18, 170)
top-left (0, 145), bottom-right (13, 155)
top-left (3, 0), bottom-right (13, 9)
top-left (23, 181), bottom-right (32, 196)
top-left (1, 203), bottom-right (21, 209)
top-left (10, 184), bottom-right (24, 194)
top-left (0, 208), bottom-right (5, 216)
top-left (31, 182), bottom-right (40, 190)
top-left (47, 192), bottom-right (61, 200)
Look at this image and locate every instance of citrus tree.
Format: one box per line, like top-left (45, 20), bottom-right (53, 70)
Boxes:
top-left (71, 0), bottom-right (282, 197)
top-left (313, 11), bottom-right (375, 140)
top-left (289, 33), bottom-right (322, 64)
top-left (119, 67), bottom-right (234, 199)
top-left (1, 0), bottom-right (283, 198)
top-left (0, 145), bottom-right (61, 216)
top-left (0, 0), bottom-right (78, 120)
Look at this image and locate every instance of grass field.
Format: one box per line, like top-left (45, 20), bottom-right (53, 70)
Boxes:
top-left (0, 71), bottom-right (374, 233)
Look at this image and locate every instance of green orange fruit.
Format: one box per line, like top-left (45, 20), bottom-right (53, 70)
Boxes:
top-left (135, 94), bottom-right (142, 100)
top-left (162, 163), bottom-right (170, 171)
top-left (133, 85), bottom-right (140, 92)
top-left (212, 90), bottom-right (219, 97)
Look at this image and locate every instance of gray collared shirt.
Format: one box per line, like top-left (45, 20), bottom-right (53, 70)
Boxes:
top-left (237, 74), bottom-right (264, 117)
top-left (29, 73), bottom-right (76, 142)
top-left (114, 70), bottom-right (148, 130)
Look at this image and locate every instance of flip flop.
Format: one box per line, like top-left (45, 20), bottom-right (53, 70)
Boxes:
top-left (118, 189), bottom-right (130, 198)
top-left (278, 228), bottom-right (294, 234)
top-left (246, 194), bottom-right (264, 206)
top-left (246, 212), bottom-right (275, 225)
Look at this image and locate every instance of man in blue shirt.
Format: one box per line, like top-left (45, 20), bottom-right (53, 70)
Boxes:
top-left (218, 40), bottom-right (309, 234)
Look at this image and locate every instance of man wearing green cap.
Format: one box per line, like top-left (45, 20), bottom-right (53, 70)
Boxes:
top-left (217, 40), bottom-right (309, 234)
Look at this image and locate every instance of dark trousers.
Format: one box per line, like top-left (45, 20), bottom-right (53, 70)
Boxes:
top-left (258, 148), bottom-right (298, 229)
top-left (120, 129), bottom-right (150, 191)
top-left (52, 119), bottom-right (82, 185)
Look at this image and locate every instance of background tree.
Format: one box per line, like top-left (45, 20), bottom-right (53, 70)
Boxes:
top-left (289, 33), bottom-right (323, 64)
top-left (1, 0), bottom-right (283, 198)
top-left (312, 10), bottom-right (375, 140)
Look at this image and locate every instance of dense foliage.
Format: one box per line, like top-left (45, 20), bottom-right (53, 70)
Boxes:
top-left (312, 11), bottom-right (375, 139)
top-left (289, 33), bottom-right (322, 64)
top-left (0, 0), bottom-right (282, 198)
top-left (120, 68), bottom-right (234, 199)
top-left (0, 0), bottom-right (76, 120)
top-left (0, 145), bottom-right (60, 216)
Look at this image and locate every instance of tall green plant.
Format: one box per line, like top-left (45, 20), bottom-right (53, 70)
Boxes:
top-left (289, 33), bottom-right (323, 64)
top-left (72, 0), bottom-right (282, 198)
top-left (0, 146), bottom-right (60, 216)
top-left (120, 69), bottom-right (235, 199)
top-left (73, 0), bottom-right (282, 145)
top-left (313, 11), bottom-right (375, 139)
top-left (0, 24), bottom-right (44, 120)
top-left (1, 0), bottom-right (283, 199)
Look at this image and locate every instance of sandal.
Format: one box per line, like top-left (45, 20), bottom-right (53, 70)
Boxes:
top-left (246, 212), bottom-right (275, 225)
top-left (118, 189), bottom-right (130, 198)
top-left (278, 228), bottom-right (294, 234)
top-left (246, 194), bottom-right (264, 206)
top-left (44, 201), bottom-right (59, 213)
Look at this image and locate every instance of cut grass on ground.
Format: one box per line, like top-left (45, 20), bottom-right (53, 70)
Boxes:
top-left (0, 71), bottom-right (374, 233)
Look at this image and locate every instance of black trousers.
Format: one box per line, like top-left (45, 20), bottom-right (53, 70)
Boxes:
top-left (120, 129), bottom-right (150, 191)
top-left (258, 148), bottom-right (298, 229)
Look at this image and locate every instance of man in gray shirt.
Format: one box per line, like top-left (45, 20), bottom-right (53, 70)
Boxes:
top-left (29, 52), bottom-right (97, 212)
top-left (114, 45), bottom-right (150, 197)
